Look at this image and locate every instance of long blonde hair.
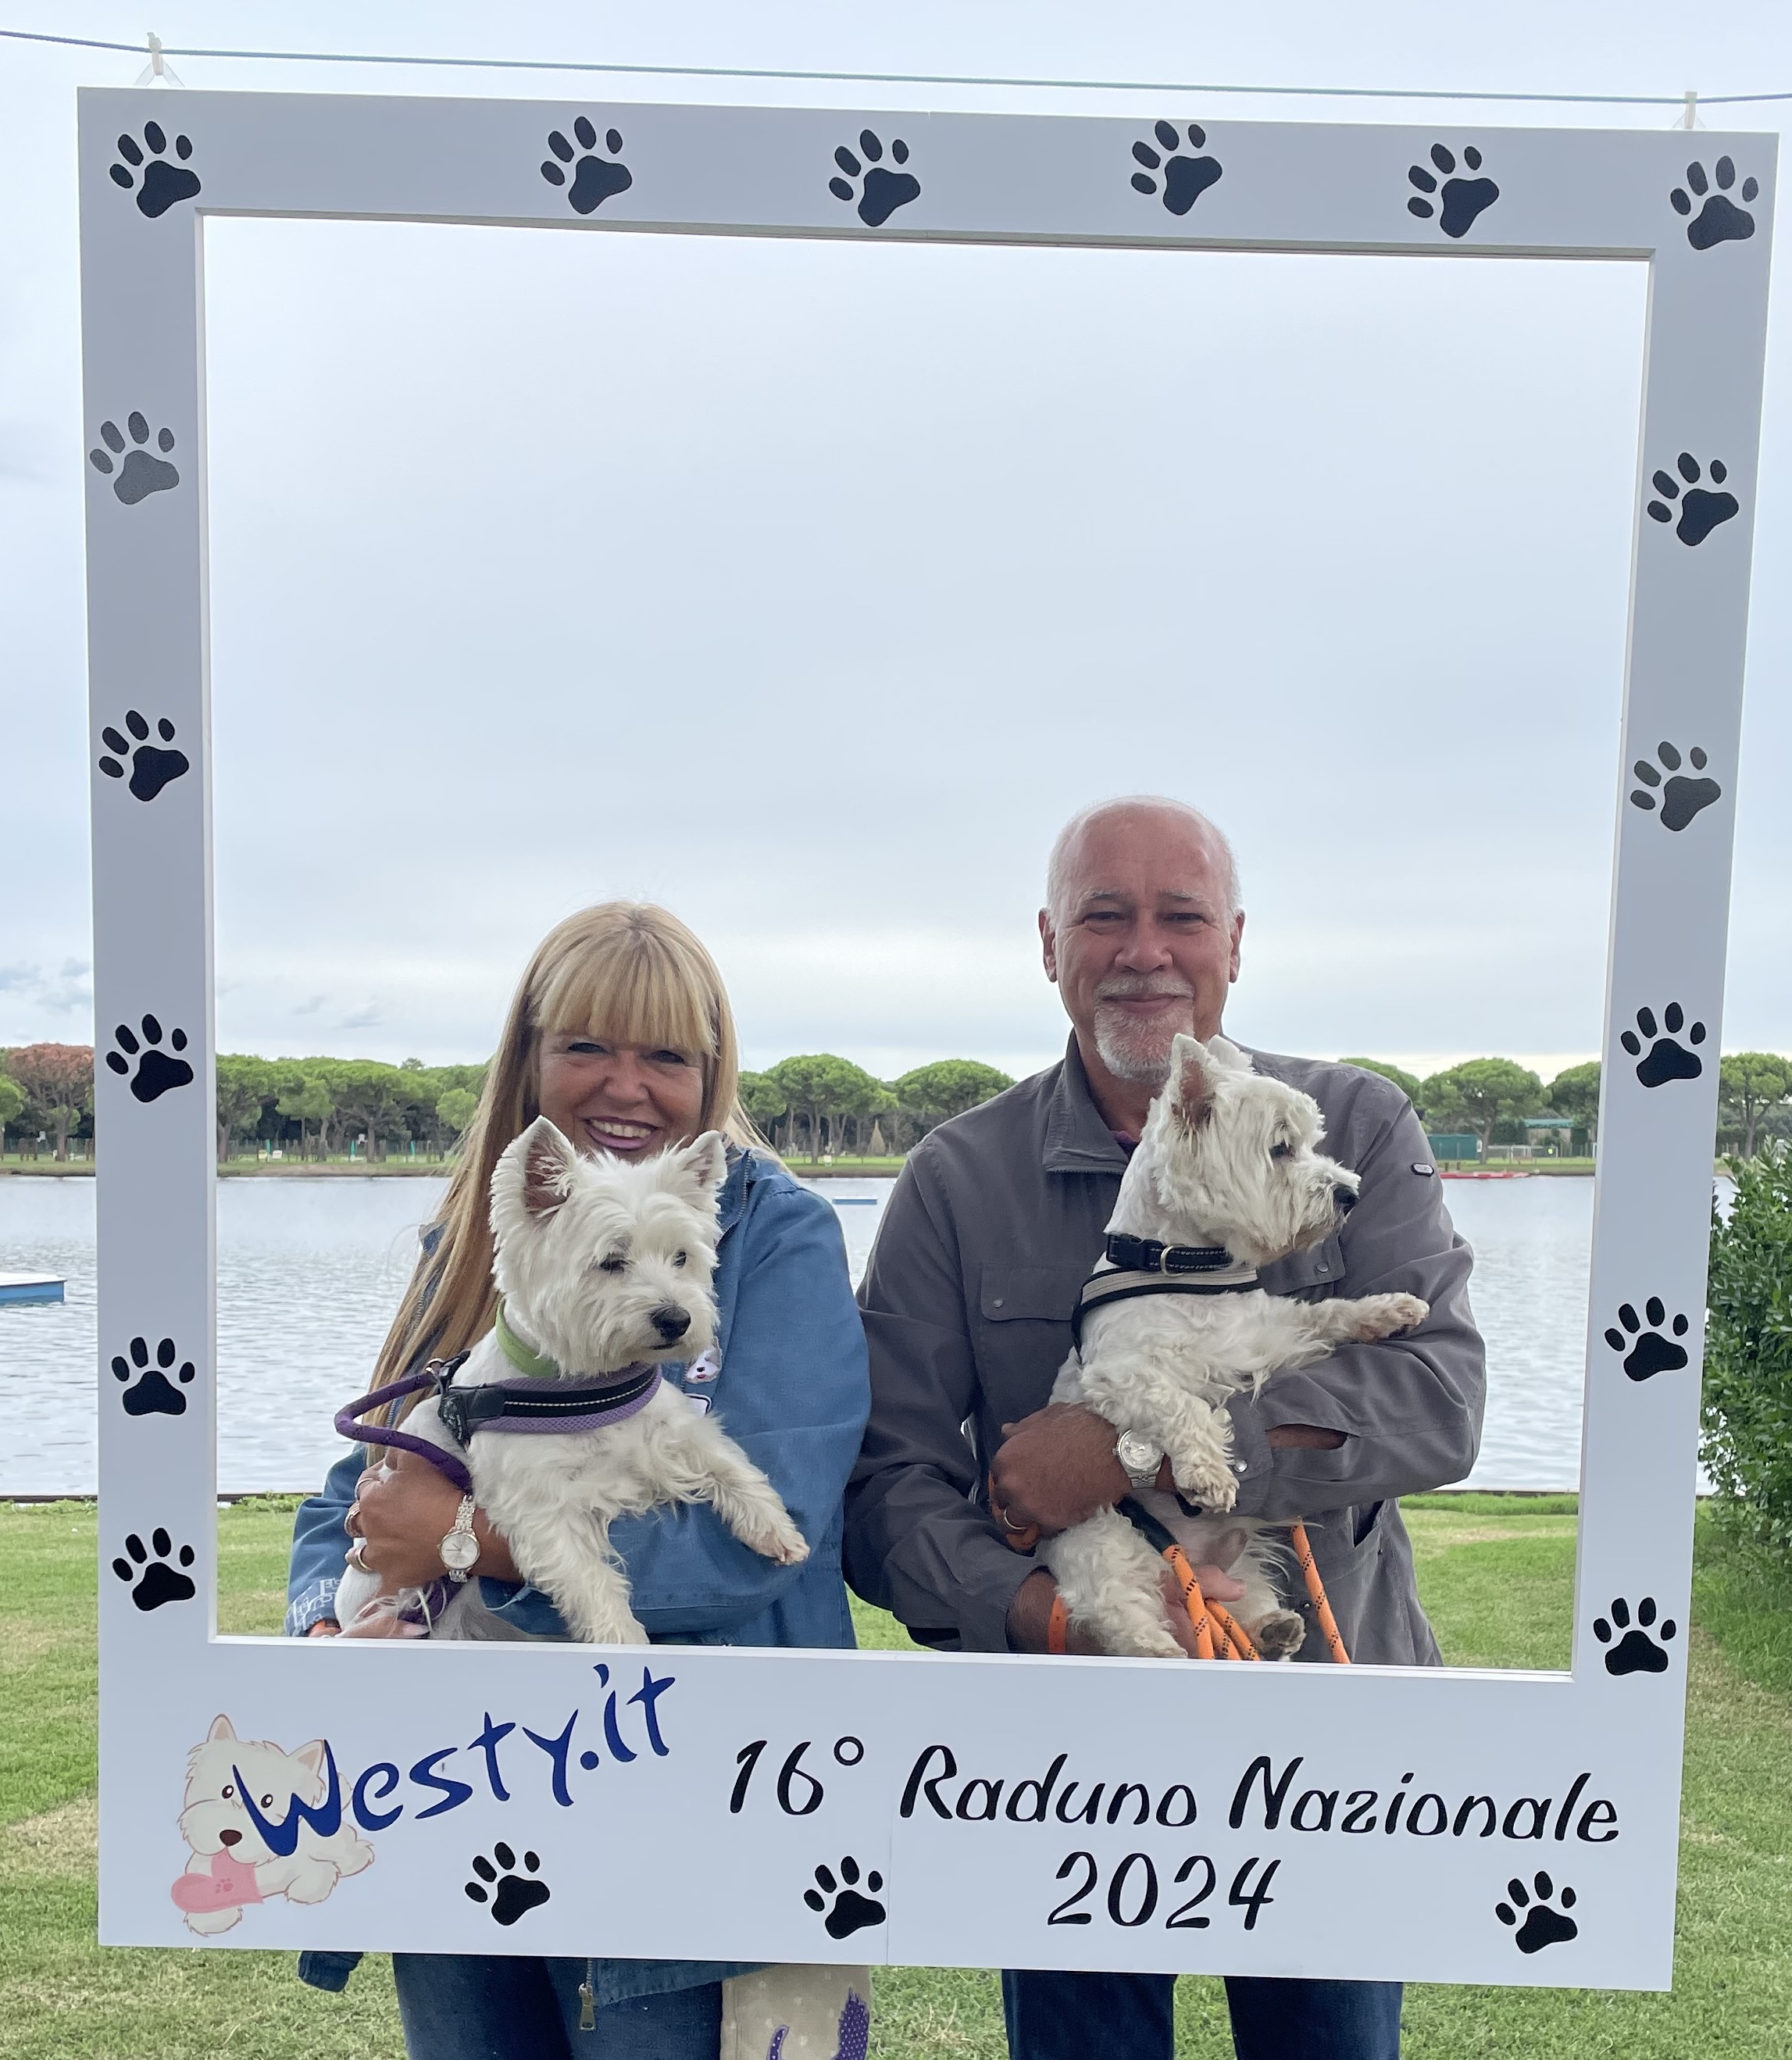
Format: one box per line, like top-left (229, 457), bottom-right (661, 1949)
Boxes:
top-left (371, 902), bottom-right (758, 1391)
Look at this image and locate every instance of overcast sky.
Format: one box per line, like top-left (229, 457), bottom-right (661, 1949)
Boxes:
top-left (5, 3), bottom-right (1792, 1084)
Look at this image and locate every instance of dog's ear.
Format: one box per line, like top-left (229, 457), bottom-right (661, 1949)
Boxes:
top-left (206, 1714), bottom-right (237, 1744)
top-left (1167, 1034), bottom-right (1215, 1129)
top-left (292, 1740), bottom-right (327, 1776)
top-left (502, 1116), bottom-right (579, 1218)
top-left (1205, 1034), bottom-right (1250, 1075)
top-left (667, 1130), bottom-right (728, 1201)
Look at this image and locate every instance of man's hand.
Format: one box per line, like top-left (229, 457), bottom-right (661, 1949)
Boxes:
top-left (1006, 1558), bottom-right (1249, 1657)
top-left (990, 1403), bottom-right (1134, 1537)
top-left (990, 1404), bottom-right (1346, 1542)
top-left (349, 1450), bottom-right (520, 1589)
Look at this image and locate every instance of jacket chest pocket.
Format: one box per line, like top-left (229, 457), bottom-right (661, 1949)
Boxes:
top-left (977, 1263), bottom-right (1089, 1419)
top-left (1258, 1230), bottom-right (1345, 1298)
top-left (979, 1263), bottom-right (1087, 1326)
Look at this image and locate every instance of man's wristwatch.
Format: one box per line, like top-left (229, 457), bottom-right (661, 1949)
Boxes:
top-left (439, 1494), bottom-right (480, 1582)
top-left (1115, 1431), bottom-right (1165, 1490)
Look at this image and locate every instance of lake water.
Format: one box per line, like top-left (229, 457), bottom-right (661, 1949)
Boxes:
top-left (0, 1173), bottom-right (1595, 1496)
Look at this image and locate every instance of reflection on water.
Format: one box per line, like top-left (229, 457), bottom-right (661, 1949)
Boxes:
top-left (2, 1171), bottom-right (1598, 1495)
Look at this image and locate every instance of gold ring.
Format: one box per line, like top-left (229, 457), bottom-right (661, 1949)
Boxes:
top-left (347, 1541), bottom-right (370, 1572)
top-left (996, 1505), bottom-right (1028, 1534)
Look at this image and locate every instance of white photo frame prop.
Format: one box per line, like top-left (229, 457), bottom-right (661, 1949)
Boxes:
top-left (83, 87), bottom-right (1772, 1987)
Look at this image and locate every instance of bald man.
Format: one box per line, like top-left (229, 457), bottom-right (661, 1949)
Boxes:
top-left (844, 796), bottom-right (1485, 2060)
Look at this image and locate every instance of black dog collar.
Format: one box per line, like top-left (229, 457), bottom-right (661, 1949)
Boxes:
top-left (1104, 1232), bottom-right (1239, 1276)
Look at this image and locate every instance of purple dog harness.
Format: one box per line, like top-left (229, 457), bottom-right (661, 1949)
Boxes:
top-left (333, 1314), bottom-right (667, 1626)
top-left (334, 1351), bottom-right (665, 1494)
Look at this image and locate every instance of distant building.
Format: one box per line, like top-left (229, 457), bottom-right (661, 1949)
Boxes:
top-left (1426, 1133), bottom-right (1480, 1162)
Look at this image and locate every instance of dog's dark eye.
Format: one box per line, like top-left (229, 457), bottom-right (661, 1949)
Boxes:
top-left (1269, 1142), bottom-right (1292, 1160)
top-left (672, 1251), bottom-right (687, 1269)
top-left (598, 1254), bottom-right (627, 1273)
top-left (261, 1794), bottom-right (274, 1807)
top-left (220, 1784), bottom-right (234, 1799)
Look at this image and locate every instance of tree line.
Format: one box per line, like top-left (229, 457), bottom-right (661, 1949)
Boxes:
top-left (1347, 1051), bottom-right (1792, 1159)
top-left (6, 1041), bottom-right (1792, 1167)
top-left (0, 1044), bottom-right (1016, 1166)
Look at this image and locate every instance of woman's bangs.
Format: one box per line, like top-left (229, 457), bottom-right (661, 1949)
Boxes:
top-left (538, 937), bottom-right (716, 1059)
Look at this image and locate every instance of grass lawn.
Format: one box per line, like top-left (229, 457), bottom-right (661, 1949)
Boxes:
top-left (2, 1498), bottom-right (1787, 2058)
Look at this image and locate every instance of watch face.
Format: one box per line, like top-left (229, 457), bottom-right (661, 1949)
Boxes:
top-left (1116, 1432), bottom-right (1160, 1477)
top-left (440, 1529), bottom-right (480, 1571)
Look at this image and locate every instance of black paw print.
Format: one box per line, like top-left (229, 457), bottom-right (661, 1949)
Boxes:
top-left (1130, 122), bottom-right (1223, 216)
top-left (89, 414), bottom-right (179, 505)
top-left (109, 122), bottom-right (200, 219)
top-left (1594, 1595), bottom-right (1676, 1676)
top-left (1495, 1872), bottom-right (1578, 1954)
top-left (804, 1855), bottom-right (886, 1939)
top-left (1407, 143), bottom-right (1500, 237)
top-left (1672, 156), bottom-right (1759, 252)
top-left (111, 1527), bottom-right (196, 1611)
top-left (98, 710), bottom-right (190, 802)
top-left (114, 1335), bottom-right (195, 1417)
top-left (1620, 1004), bottom-right (1705, 1088)
top-left (465, 1844), bottom-right (551, 1925)
top-left (1630, 741), bottom-right (1720, 831)
top-left (1647, 452), bottom-right (1738, 547)
top-left (540, 117), bottom-right (633, 215)
top-left (105, 1016), bottom-right (195, 1104)
top-left (1605, 1298), bottom-right (1690, 1382)
top-left (829, 131), bottom-right (919, 228)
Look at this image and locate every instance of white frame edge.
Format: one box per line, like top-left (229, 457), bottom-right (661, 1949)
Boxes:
top-left (80, 88), bottom-right (1773, 1987)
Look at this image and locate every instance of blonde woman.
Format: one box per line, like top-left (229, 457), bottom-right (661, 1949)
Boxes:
top-left (284, 904), bottom-right (870, 2059)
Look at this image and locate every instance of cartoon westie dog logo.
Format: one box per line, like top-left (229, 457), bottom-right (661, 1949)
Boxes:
top-left (171, 1715), bottom-right (374, 1933)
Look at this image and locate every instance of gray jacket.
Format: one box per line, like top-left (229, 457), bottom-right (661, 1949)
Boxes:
top-left (844, 1037), bottom-right (1485, 1664)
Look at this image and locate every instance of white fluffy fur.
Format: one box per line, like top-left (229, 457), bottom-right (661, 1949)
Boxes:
top-left (175, 1715), bottom-right (374, 1933)
top-left (1041, 1034), bottom-right (1427, 1660)
top-left (334, 1122), bottom-right (807, 1644)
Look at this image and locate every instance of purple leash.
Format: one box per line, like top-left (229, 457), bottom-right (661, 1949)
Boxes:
top-left (334, 1357), bottom-right (476, 1495)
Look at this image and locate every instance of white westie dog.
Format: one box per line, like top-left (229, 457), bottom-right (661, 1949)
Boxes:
top-left (335, 1120), bottom-right (808, 1644)
top-left (1042, 1034), bottom-right (1427, 1660)
top-left (173, 1715), bottom-right (374, 1933)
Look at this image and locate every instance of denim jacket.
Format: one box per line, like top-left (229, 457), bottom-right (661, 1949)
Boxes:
top-left (287, 1148), bottom-right (869, 2005)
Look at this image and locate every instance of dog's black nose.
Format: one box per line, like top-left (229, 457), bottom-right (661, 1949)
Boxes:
top-left (1333, 1185), bottom-right (1358, 1215)
top-left (218, 1828), bottom-right (241, 1847)
top-left (650, 1305), bottom-right (691, 1342)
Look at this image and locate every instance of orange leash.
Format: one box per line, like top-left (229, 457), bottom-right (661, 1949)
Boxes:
top-left (1290, 1520), bottom-right (1351, 1664)
top-left (990, 1471), bottom-right (1348, 1663)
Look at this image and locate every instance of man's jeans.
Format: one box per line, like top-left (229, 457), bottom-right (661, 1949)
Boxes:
top-left (392, 1955), bottom-right (722, 2059)
top-left (1002, 1968), bottom-right (1402, 2060)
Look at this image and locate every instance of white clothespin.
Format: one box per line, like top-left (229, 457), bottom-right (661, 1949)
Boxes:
top-left (134, 32), bottom-right (185, 87)
top-left (1680, 91), bottom-right (1702, 131)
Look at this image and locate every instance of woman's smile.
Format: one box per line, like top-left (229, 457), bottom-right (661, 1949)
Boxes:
top-left (578, 1112), bottom-right (661, 1155)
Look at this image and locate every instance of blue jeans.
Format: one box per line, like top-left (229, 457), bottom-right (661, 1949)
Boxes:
top-left (1001, 1968), bottom-right (1401, 2060)
top-left (391, 1955), bottom-right (722, 2059)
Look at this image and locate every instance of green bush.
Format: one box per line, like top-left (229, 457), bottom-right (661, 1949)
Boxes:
top-left (1703, 1142), bottom-right (1792, 1558)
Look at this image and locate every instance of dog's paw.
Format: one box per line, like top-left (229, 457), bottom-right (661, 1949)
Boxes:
top-left (1171, 1463), bottom-right (1238, 1514)
top-left (1249, 1608), bottom-right (1308, 1659)
top-left (1351, 1293), bottom-right (1429, 1341)
top-left (763, 1525), bottom-right (810, 1567)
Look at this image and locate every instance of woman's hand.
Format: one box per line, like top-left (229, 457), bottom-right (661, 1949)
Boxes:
top-left (348, 1449), bottom-right (521, 1588)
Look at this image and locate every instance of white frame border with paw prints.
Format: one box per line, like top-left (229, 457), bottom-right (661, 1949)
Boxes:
top-left (80, 87), bottom-right (1772, 1987)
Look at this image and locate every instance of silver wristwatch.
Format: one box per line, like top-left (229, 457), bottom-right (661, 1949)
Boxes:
top-left (439, 1494), bottom-right (480, 1581)
top-left (1115, 1430), bottom-right (1165, 1490)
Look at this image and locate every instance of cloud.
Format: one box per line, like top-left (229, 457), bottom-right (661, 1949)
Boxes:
top-left (0, 959), bottom-right (93, 1016)
top-left (337, 1001), bottom-right (383, 1029)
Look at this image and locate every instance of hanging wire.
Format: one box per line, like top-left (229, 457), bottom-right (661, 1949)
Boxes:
top-left (0, 25), bottom-right (1788, 106)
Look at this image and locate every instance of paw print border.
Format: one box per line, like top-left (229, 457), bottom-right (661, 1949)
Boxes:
top-left (77, 85), bottom-right (1771, 1995)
